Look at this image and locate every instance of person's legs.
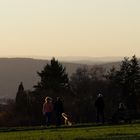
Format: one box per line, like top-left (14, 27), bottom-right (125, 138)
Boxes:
top-left (46, 112), bottom-right (52, 126)
top-left (101, 110), bottom-right (104, 124)
top-left (96, 109), bottom-right (104, 124)
top-left (56, 112), bottom-right (62, 126)
top-left (96, 109), bottom-right (100, 123)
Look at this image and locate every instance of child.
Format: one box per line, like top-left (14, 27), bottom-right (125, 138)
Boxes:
top-left (42, 96), bottom-right (53, 126)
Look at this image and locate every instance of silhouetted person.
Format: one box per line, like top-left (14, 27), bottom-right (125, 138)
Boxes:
top-left (54, 97), bottom-right (64, 126)
top-left (95, 94), bottom-right (105, 124)
top-left (117, 102), bottom-right (126, 121)
top-left (42, 97), bottom-right (53, 126)
top-left (118, 102), bottom-right (126, 112)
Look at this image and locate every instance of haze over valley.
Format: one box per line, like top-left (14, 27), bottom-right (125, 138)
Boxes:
top-left (0, 57), bottom-right (126, 98)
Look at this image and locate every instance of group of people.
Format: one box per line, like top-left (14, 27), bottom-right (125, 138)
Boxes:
top-left (42, 96), bottom-right (64, 126)
top-left (42, 93), bottom-right (129, 126)
top-left (42, 93), bottom-right (105, 126)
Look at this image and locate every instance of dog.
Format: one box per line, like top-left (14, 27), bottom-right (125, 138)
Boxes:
top-left (61, 112), bottom-right (73, 126)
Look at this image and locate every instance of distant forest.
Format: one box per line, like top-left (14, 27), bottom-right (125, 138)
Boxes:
top-left (0, 55), bottom-right (140, 126)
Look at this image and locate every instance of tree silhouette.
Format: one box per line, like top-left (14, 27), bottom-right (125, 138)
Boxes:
top-left (15, 82), bottom-right (28, 114)
top-left (128, 55), bottom-right (140, 110)
top-left (34, 57), bottom-right (69, 96)
top-left (129, 55), bottom-right (140, 94)
top-left (106, 55), bottom-right (140, 111)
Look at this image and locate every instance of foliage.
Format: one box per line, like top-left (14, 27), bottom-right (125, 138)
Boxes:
top-left (70, 66), bottom-right (107, 122)
top-left (34, 57), bottom-right (69, 94)
top-left (28, 58), bottom-right (70, 125)
top-left (1, 55), bottom-right (140, 126)
top-left (15, 82), bottom-right (28, 114)
top-left (106, 55), bottom-right (140, 111)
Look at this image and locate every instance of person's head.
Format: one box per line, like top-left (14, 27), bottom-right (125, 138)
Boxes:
top-left (57, 97), bottom-right (61, 101)
top-left (119, 102), bottom-right (125, 109)
top-left (45, 96), bottom-right (52, 103)
top-left (97, 93), bottom-right (103, 98)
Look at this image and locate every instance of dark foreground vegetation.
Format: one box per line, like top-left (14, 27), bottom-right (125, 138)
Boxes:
top-left (0, 55), bottom-right (140, 126)
top-left (1, 123), bottom-right (140, 140)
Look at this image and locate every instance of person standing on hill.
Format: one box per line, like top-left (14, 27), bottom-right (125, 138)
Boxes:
top-left (42, 96), bottom-right (53, 126)
top-left (54, 97), bottom-right (64, 126)
top-left (95, 93), bottom-right (105, 124)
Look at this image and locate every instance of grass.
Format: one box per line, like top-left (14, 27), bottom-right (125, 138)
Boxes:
top-left (0, 123), bottom-right (140, 140)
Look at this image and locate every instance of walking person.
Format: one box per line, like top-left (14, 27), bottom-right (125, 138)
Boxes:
top-left (54, 97), bottom-right (64, 126)
top-left (95, 93), bottom-right (105, 124)
top-left (42, 96), bottom-right (53, 126)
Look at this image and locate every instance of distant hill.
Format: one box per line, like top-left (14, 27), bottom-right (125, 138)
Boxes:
top-left (36, 56), bottom-right (124, 65)
top-left (0, 57), bottom-right (139, 98)
top-left (0, 58), bottom-right (86, 98)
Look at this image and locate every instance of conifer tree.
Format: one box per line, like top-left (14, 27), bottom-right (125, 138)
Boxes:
top-left (106, 55), bottom-right (140, 111)
top-left (128, 55), bottom-right (140, 110)
top-left (15, 82), bottom-right (27, 114)
top-left (129, 55), bottom-right (140, 94)
top-left (34, 57), bottom-right (69, 96)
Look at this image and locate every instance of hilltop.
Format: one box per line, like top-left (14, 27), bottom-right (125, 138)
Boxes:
top-left (0, 58), bottom-right (86, 98)
top-left (0, 57), bottom-right (139, 98)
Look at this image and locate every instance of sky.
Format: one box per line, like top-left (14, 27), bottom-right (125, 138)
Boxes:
top-left (0, 0), bottom-right (140, 58)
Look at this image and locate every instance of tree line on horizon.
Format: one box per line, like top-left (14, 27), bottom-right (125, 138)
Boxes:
top-left (0, 55), bottom-right (140, 126)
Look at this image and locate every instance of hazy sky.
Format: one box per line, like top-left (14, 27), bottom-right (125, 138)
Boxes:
top-left (0, 0), bottom-right (140, 58)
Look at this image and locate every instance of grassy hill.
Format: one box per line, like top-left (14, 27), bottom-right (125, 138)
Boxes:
top-left (0, 123), bottom-right (140, 140)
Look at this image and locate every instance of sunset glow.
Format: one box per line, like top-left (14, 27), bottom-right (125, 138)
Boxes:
top-left (0, 0), bottom-right (140, 58)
